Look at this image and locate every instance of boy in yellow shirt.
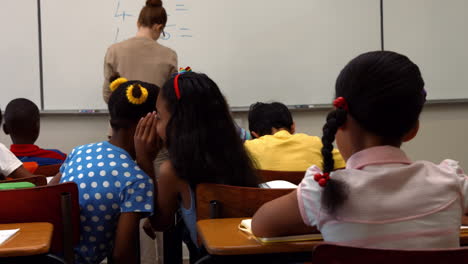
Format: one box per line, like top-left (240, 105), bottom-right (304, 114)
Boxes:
top-left (245, 102), bottom-right (345, 171)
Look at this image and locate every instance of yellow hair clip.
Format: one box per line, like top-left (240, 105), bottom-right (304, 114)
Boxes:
top-left (126, 84), bottom-right (149, 105)
top-left (110, 77), bottom-right (129, 92)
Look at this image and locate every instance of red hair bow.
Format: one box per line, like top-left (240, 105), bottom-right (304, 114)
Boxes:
top-left (333, 97), bottom-right (348, 111)
top-left (174, 66), bottom-right (192, 100)
top-left (314, 172), bottom-right (330, 187)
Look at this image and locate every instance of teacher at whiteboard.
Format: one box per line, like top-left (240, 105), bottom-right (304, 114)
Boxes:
top-left (103, 0), bottom-right (178, 103)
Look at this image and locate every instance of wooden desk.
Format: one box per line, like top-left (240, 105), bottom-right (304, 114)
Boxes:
top-left (197, 218), bottom-right (468, 257)
top-left (0, 223), bottom-right (53, 257)
top-left (197, 218), bottom-right (320, 256)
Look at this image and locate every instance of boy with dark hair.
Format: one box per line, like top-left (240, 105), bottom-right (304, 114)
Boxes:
top-left (245, 102), bottom-right (345, 171)
top-left (3, 98), bottom-right (66, 166)
top-left (0, 107), bottom-right (33, 180)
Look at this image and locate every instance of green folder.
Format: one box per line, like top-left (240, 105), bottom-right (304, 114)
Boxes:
top-left (0, 182), bottom-right (35, 190)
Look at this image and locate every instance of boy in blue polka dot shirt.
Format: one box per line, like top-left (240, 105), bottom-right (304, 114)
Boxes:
top-left (53, 78), bottom-right (158, 264)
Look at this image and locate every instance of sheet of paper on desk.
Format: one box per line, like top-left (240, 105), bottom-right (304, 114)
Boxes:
top-left (260, 180), bottom-right (297, 189)
top-left (0, 229), bottom-right (20, 245)
top-left (239, 219), bottom-right (321, 243)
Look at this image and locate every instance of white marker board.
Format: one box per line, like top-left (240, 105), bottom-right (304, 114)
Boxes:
top-left (40, 0), bottom-right (381, 110)
top-left (0, 0), bottom-right (41, 110)
top-left (384, 0), bottom-right (468, 100)
top-left (7, 0), bottom-right (467, 111)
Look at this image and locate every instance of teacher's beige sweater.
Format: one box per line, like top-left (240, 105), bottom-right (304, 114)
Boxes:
top-left (103, 36), bottom-right (178, 103)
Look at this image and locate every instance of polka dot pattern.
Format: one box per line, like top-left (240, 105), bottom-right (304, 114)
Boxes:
top-left (58, 141), bottom-right (154, 263)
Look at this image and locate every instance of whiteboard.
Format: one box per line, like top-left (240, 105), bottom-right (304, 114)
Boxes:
top-left (384, 0), bottom-right (468, 100)
top-left (40, 0), bottom-right (380, 110)
top-left (0, 0), bottom-right (41, 110)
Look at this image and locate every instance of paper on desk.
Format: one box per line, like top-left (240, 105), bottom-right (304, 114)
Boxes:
top-left (0, 229), bottom-right (20, 245)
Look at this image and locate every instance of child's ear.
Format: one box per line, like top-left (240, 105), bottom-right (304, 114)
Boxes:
top-left (251, 131), bottom-right (260, 139)
top-left (290, 122), bottom-right (296, 134)
top-left (402, 121), bottom-right (419, 142)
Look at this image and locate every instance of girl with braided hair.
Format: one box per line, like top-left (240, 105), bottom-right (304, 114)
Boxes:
top-left (251, 51), bottom-right (468, 249)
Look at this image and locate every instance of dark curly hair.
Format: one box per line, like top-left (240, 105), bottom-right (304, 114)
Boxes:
top-left (3, 98), bottom-right (40, 142)
top-left (248, 102), bottom-right (293, 137)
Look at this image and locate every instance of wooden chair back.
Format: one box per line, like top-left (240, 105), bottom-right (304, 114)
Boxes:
top-left (0, 175), bottom-right (47, 186)
top-left (0, 182), bottom-right (80, 257)
top-left (196, 183), bottom-right (293, 221)
top-left (312, 243), bottom-right (468, 264)
top-left (257, 170), bottom-right (305, 185)
top-left (35, 163), bottom-right (62, 176)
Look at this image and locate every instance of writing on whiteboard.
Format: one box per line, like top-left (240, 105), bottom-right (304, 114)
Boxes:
top-left (112, 0), bottom-right (193, 43)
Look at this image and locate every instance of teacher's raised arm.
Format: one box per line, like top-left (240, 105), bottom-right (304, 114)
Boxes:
top-left (103, 0), bottom-right (178, 103)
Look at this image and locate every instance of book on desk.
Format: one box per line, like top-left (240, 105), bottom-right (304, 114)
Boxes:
top-left (239, 219), bottom-right (322, 244)
top-left (240, 221), bottom-right (468, 245)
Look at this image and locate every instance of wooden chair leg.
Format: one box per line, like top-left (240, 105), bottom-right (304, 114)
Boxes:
top-left (61, 192), bottom-right (74, 264)
top-left (162, 214), bottom-right (183, 264)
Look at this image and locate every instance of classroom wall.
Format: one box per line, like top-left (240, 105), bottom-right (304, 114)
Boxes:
top-left (0, 104), bottom-right (467, 167)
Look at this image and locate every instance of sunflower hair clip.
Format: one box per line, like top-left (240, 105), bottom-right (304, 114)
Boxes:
top-left (126, 84), bottom-right (149, 105)
top-left (109, 77), bottom-right (129, 92)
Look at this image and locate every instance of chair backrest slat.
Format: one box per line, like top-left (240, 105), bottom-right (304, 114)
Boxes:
top-left (0, 175), bottom-right (47, 186)
top-left (196, 183), bottom-right (293, 221)
top-left (35, 164), bottom-right (62, 177)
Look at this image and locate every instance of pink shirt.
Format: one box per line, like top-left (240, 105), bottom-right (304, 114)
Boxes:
top-left (297, 145), bottom-right (467, 249)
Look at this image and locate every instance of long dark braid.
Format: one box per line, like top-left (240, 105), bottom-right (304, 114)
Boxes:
top-left (321, 108), bottom-right (348, 214)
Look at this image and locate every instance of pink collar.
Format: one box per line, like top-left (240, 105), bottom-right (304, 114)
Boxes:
top-left (346, 145), bottom-right (412, 170)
